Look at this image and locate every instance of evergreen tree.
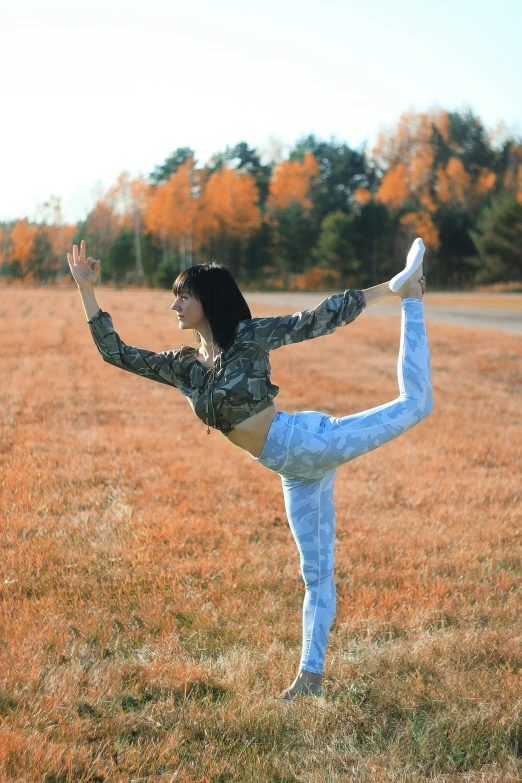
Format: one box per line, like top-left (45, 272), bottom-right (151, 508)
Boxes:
top-left (272, 202), bottom-right (317, 286)
top-left (353, 201), bottom-right (396, 285)
top-left (290, 135), bottom-right (369, 221)
top-left (471, 194), bottom-right (522, 284)
top-left (314, 211), bottom-right (359, 286)
top-left (108, 231), bottom-right (136, 284)
top-left (28, 228), bottom-right (54, 283)
top-left (150, 147), bottom-right (195, 185)
top-left (447, 111), bottom-right (496, 174)
top-left (436, 207), bottom-right (477, 287)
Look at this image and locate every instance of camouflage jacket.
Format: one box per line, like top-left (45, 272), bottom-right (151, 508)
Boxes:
top-left (87, 289), bottom-right (366, 435)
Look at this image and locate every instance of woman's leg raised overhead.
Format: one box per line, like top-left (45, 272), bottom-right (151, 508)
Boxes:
top-left (323, 258), bottom-right (432, 468)
top-left (276, 259), bottom-right (432, 480)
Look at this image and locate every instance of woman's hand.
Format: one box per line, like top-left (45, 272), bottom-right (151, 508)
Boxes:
top-left (67, 240), bottom-right (101, 289)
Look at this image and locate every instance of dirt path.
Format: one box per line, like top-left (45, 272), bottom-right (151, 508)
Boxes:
top-left (245, 292), bottom-right (522, 336)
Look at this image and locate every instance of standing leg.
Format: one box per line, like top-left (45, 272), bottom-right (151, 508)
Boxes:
top-left (277, 468), bottom-right (337, 699)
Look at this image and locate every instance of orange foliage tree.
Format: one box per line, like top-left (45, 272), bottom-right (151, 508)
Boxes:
top-left (374, 110), bottom-right (449, 204)
top-left (516, 147), bottom-right (522, 206)
top-left (198, 166), bottom-right (261, 275)
top-left (374, 110), bottom-right (498, 216)
top-left (400, 211), bottom-right (440, 252)
top-left (372, 110), bottom-right (501, 281)
top-left (267, 152), bottom-right (319, 212)
top-left (372, 112), bottom-right (447, 258)
top-left (144, 157), bottom-right (202, 270)
top-left (264, 152), bottom-right (319, 286)
top-left (84, 181), bottom-right (130, 267)
top-left (10, 220), bottom-right (39, 279)
top-left (353, 188), bottom-right (371, 206)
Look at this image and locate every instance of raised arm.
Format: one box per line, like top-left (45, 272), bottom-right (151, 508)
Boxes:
top-left (87, 310), bottom-right (181, 388)
top-left (68, 241), bottom-right (103, 320)
top-left (247, 289), bottom-right (367, 351)
top-left (68, 241), bottom-right (181, 388)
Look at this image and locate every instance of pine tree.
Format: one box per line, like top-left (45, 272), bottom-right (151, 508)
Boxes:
top-left (471, 194), bottom-right (522, 283)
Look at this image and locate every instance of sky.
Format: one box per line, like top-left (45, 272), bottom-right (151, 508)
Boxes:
top-left (2, 0), bottom-right (521, 224)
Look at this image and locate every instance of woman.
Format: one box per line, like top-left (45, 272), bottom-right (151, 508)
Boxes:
top-left (68, 238), bottom-right (431, 701)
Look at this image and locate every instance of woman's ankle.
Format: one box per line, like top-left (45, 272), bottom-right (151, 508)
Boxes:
top-left (399, 280), bottom-right (423, 299)
top-left (299, 669), bottom-right (322, 683)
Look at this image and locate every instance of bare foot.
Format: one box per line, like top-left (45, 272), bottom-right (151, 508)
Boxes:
top-left (277, 670), bottom-right (323, 701)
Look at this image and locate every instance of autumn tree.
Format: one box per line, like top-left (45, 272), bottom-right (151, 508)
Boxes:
top-left (204, 142), bottom-right (273, 279)
top-left (10, 220), bottom-right (38, 280)
top-left (199, 166), bottom-right (261, 278)
top-left (267, 153), bottom-right (319, 213)
top-left (373, 109), bottom-right (449, 222)
top-left (207, 142), bottom-right (272, 206)
top-left (372, 109), bottom-right (504, 285)
top-left (144, 156), bottom-right (202, 282)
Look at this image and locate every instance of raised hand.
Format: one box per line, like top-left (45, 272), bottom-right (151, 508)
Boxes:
top-left (67, 240), bottom-right (101, 289)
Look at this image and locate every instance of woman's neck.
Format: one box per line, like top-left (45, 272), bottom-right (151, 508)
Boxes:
top-left (197, 324), bottom-right (217, 361)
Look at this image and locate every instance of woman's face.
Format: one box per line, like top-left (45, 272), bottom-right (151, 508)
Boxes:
top-left (171, 290), bottom-right (207, 332)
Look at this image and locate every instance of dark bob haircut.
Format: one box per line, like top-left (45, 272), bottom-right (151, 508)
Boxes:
top-left (173, 261), bottom-right (252, 351)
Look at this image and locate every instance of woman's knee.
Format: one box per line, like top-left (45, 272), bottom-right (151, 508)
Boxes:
top-left (423, 388), bottom-right (434, 418)
top-left (301, 562), bottom-right (335, 590)
top-left (402, 384), bottom-right (433, 422)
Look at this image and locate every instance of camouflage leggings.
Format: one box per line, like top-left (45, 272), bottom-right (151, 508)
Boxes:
top-left (252, 299), bottom-right (433, 674)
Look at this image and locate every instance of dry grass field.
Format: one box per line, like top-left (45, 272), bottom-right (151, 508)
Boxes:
top-left (1, 286), bottom-right (521, 782)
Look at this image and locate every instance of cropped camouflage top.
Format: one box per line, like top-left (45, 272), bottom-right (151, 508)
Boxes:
top-left (87, 289), bottom-right (366, 435)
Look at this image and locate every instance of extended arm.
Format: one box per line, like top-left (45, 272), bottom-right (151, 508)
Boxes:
top-left (68, 241), bottom-right (180, 388)
top-left (361, 281), bottom-right (394, 307)
top-left (248, 288), bottom-right (367, 351)
top-left (87, 309), bottom-right (180, 388)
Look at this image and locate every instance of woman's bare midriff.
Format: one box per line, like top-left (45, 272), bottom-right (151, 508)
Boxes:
top-left (225, 404), bottom-right (279, 458)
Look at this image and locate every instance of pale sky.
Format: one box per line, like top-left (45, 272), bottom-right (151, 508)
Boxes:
top-left (2, 0), bottom-right (521, 224)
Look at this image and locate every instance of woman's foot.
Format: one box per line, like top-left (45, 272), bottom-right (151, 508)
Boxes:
top-left (277, 670), bottom-right (323, 701)
top-left (389, 238), bottom-right (425, 293)
top-left (399, 270), bottom-right (425, 299)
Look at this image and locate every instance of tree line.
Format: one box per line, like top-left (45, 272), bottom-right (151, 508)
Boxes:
top-left (1, 108), bottom-right (521, 290)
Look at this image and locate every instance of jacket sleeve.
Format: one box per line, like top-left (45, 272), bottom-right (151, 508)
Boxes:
top-left (88, 309), bottom-right (181, 388)
top-left (248, 289), bottom-right (366, 351)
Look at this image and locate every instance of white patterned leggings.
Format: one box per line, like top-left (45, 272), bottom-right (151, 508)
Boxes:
top-left (252, 299), bottom-right (433, 674)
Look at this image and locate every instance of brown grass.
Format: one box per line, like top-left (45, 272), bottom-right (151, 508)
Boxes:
top-left (1, 287), bottom-right (521, 782)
